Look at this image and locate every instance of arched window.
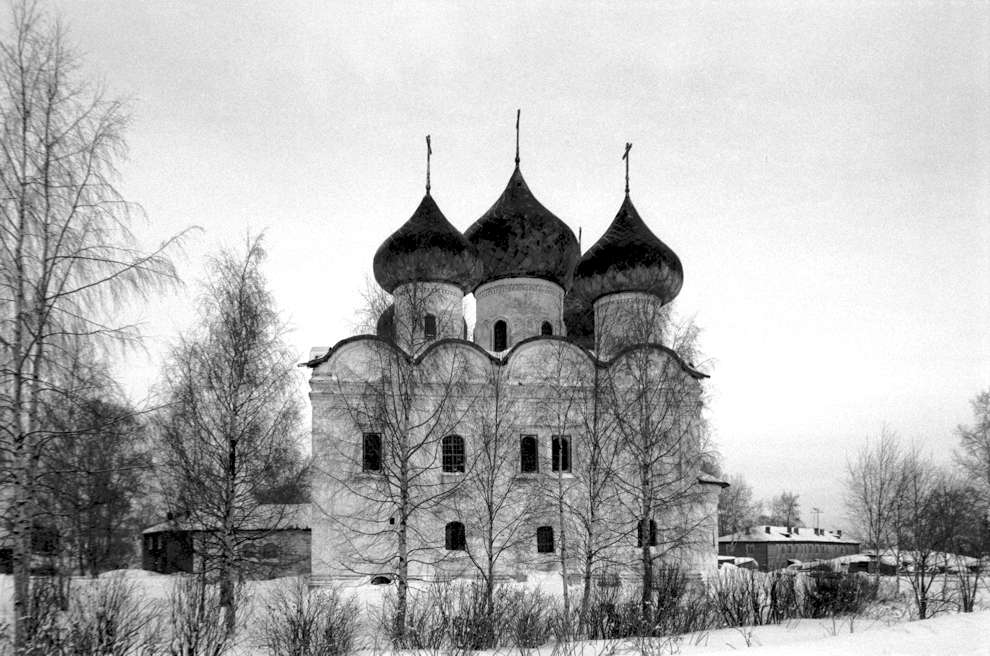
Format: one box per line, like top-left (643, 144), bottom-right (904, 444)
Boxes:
top-left (637, 519), bottom-right (658, 547)
top-left (520, 435), bottom-right (538, 473)
top-left (536, 526), bottom-right (555, 553)
top-left (445, 521), bottom-right (466, 550)
top-left (363, 433), bottom-right (382, 472)
top-left (424, 314), bottom-right (437, 340)
top-left (442, 435), bottom-right (465, 473)
top-left (493, 320), bottom-right (507, 351)
top-left (551, 436), bottom-right (570, 473)
top-left (541, 321), bottom-right (553, 336)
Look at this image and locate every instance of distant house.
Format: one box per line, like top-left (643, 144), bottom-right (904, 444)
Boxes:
top-left (718, 525), bottom-right (860, 571)
top-left (142, 503), bottom-right (311, 578)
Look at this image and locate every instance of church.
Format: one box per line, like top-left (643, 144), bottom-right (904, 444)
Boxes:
top-left (305, 124), bottom-right (724, 587)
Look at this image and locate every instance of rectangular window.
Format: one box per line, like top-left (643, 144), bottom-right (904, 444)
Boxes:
top-left (442, 435), bottom-right (465, 473)
top-left (551, 435), bottom-right (571, 472)
top-left (520, 435), bottom-right (538, 473)
top-left (363, 433), bottom-right (382, 472)
top-left (424, 314), bottom-right (437, 340)
top-left (537, 526), bottom-right (555, 553)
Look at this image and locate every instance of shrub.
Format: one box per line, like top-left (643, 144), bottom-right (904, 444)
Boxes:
top-left (802, 571), bottom-right (878, 618)
top-left (381, 579), bottom-right (560, 651)
top-left (168, 575), bottom-right (237, 656)
top-left (16, 575), bottom-right (162, 656)
top-left (259, 579), bottom-right (359, 656)
top-left (502, 587), bottom-right (555, 650)
top-left (64, 575), bottom-right (162, 656)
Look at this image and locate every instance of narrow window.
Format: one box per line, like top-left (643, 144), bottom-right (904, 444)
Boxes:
top-left (520, 435), bottom-right (538, 473)
top-left (363, 433), bottom-right (382, 472)
top-left (442, 435), bottom-right (465, 473)
top-left (424, 314), bottom-right (437, 340)
top-left (541, 321), bottom-right (553, 336)
top-left (537, 526), bottom-right (555, 553)
top-left (493, 320), bottom-right (507, 351)
top-left (445, 521), bottom-right (466, 550)
top-left (551, 436), bottom-right (571, 473)
top-left (637, 519), bottom-right (658, 547)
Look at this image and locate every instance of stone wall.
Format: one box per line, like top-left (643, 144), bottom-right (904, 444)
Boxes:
top-left (309, 335), bottom-right (717, 585)
top-left (474, 277), bottom-right (564, 349)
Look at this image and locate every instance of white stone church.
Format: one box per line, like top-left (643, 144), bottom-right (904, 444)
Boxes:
top-left (305, 136), bottom-right (724, 586)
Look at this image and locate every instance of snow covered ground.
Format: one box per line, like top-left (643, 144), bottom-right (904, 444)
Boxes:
top-left (0, 571), bottom-right (987, 655)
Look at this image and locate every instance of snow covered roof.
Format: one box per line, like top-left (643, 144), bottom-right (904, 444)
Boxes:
top-left (142, 504), bottom-right (311, 535)
top-left (719, 525), bottom-right (859, 545)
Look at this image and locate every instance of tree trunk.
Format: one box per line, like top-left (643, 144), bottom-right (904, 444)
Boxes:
top-left (557, 472), bottom-right (571, 625)
top-left (581, 550), bottom-right (594, 634)
top-left (640, 518), bottom-right (653, 618)
top-left (395, 449), bottom-right (410, 643)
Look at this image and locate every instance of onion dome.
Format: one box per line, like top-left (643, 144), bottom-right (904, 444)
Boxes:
top-left (373, 194), bottom-right (483, 294)
top-left (571, 194), bottom-right (683, 304)
top-left (464, 166), bottom-right (580, 290)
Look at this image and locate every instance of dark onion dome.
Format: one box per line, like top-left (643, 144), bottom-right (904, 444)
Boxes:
top-left (571, 195), bottom-right (683, 304)
top-left (376, 304), bottom-right (394, 340)
top-left (373, 194), bottom-right (483, 294)
top-left (563, 293), bottom-right (594, 349)
top-left (464, 166), bottom-right (580, 290)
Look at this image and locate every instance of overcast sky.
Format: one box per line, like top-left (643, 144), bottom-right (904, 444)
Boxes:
top-left (46, 0), bottom-right (989, 530)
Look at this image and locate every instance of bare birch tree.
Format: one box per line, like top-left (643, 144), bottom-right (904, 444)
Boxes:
top-left (157, 235), bottom-right (303, 635)
top-left (534, 338), bottom-right (625, 628)
top-left (43, 393), bottom-right (150, 575)
top-left (451, 361), bottom-right (535, 620)
top-left (895, 447), bottom-right (944, 620)
top-left (604, 301), bottom-right (710, 613)
top-left (718, 473), bottom-right (758, 536)
top-left (955, 389), bottom-right (990, 503)
top-left (0, 3), bottom-right (182, 647)
top-left (326, 285), bottom-right (475, 643)
top-left (844, 427), bottom-right (905, 585)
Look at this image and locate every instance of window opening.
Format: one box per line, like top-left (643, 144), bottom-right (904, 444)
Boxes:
top-left (363, 433), bottom-right (382, 472)
top-left (551, 436), bottom-right (571, 472)
top-left (493, 320), bottom-right (507, 351)
top-left (637, 519), bottom-right (658, 547)
top-left (520, 435), bottom-right (538, 473)
top-left (541, 321), bottom-right (553, 336)
top-left (442, 435), bottom-right (465, 473)
top-left (424, 314), bottom-right (437, 340)
top-left (445, 521), bottom-right (466, 550)
top-left (537, 526), bottom-right (555, 553)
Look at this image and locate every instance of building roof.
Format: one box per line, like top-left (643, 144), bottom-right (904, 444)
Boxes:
top-left (373, 193), bottom-right (483, 293)
top-left (719, 525), bottom-right (859, 545)
top-left (697, 473), bottom-right (730, 488)
top-left (464, 166), bottom-right (580, 291)
top-left (572, 194), bottom-right (683, 304)
top-left (142, 504), bottom-right (311, 535)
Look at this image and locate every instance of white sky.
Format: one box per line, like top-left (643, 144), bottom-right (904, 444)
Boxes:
top-left (46, 1), bottom-right (989, 531)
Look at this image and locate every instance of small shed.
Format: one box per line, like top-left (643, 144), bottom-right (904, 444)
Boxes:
top-left (142, 504), bottom-right (311, 578)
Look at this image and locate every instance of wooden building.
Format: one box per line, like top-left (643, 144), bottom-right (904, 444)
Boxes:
top-left (718, 525), bottom-right (860, 571)
top-left (142, 503), bottom-right (311, 578)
